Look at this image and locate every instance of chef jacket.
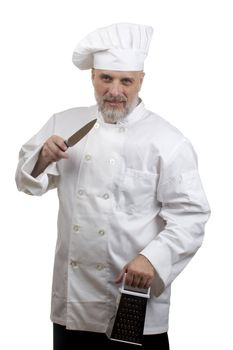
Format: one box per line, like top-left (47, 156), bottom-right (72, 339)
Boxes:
top-left (15, 101), bottom-right (210, 334)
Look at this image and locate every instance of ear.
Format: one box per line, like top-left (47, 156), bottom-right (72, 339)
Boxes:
top-left (91, 68), bottom-right (95, 82)
top-left (140, 71), bottom-right (145, 85)
top-left (138, 71), bottom-right (145, 91)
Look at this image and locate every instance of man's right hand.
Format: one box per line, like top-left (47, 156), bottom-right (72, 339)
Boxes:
top-left (31, 135), bottom-right (68, 178)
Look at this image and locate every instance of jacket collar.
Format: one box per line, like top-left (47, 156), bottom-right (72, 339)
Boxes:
top-left (97, 99), bottom-right (147, 126)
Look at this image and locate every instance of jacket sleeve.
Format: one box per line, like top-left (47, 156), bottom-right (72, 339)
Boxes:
top-left (140, 139), bottom-right (211, 296)
top-left (15, 114), bottom-right (60, 196)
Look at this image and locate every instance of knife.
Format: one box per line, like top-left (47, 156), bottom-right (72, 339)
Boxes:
top-left (64, 118), bottom-right (97, 147)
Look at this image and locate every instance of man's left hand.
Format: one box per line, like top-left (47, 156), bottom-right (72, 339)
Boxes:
top-left (115, 255), bottom-right (155, 289)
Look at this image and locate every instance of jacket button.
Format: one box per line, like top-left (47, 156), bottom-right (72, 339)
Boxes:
top-left (78, 189), bottom-right (85, 196)
top-left (70, 260), bottom-right (79, 269)
top-left (73, 225), bottom-right (80, 232)
top-left (85, 154), bottom-right (92, 161)
top-left (103, 193), bottom-right (109, 200)
top-left (94, 122), bottom-right (100, 129)
top-left (96, 264), bottom-right (104, 271)
top-left (98, 229), bottom-right (105, 236)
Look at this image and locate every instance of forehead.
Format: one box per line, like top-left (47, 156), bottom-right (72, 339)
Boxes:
top-left (94, 69), bottom-right (142, 79)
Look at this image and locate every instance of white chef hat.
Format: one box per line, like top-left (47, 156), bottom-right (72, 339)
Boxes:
top-left (72, 23), bottom-right (153, 71)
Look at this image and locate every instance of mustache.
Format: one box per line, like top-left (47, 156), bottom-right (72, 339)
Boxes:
top-left (103, 95), bottom-right (127, 103)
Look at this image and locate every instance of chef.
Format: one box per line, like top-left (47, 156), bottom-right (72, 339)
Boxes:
top-left (15, 23), bottom-right (210, 350)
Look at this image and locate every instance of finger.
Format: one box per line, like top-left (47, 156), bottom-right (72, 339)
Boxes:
top-left (53, 137), bottom-right (68, 152)
top-left (131, 274), bottom-right (141, 288)
top-left (47, 138), bottom-right (65, 152)
top-left (138, 276), bottom-right (147, 289)
top-left (144, 277), bottom-right (153, 289)
top-left (115, 268), bottom-right (126, 284)
top-left (124, 271), bottom-right (134, 287)
top-left (44, 142), bottom-right (68, 162)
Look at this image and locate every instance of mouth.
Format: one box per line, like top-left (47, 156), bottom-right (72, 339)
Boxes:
top-left (104, 100), bottom-right (125, 108)
top-left (105, 101), bottom-right (123, 107)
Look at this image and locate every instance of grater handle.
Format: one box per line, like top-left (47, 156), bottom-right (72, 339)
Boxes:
top-left (119, 273), bottom-right (151, 298)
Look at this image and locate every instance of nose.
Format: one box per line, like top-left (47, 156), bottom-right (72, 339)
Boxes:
top-left (108, 81), bottom-right (123, 96)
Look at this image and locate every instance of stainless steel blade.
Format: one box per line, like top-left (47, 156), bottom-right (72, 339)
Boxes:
top-left (64, 118), bottom-right (97, 147)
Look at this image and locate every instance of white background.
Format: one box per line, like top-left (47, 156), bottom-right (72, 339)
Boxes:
top-left (1, 0), bottom-right (232, 349)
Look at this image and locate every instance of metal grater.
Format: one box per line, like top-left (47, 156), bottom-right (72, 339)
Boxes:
top-left (108, 275), bottom-right (150, 346)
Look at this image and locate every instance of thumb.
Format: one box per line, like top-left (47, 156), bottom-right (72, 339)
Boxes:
top-left (115, 267), bottom-right (127, 284)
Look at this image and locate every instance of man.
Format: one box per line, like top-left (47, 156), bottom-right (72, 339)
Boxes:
top-left (15, 23), bottom-right (210, 349)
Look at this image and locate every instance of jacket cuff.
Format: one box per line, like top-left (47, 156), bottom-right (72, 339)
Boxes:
top-left (140, 240), bottom-right (172, 297)
top-left (19, 145), bottom-right (59, 195)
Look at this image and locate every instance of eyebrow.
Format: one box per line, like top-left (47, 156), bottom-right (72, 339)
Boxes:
top-left (100, 73), bottom-right (113, 80)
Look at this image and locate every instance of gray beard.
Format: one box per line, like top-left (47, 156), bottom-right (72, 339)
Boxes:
top-left (95, 93), bottom-right (139, 124)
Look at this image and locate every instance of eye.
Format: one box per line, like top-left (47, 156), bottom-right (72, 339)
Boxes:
top-left (100, 74), bottom-right (112, 82)
top-left (121, 78), bottom-right (134, 86)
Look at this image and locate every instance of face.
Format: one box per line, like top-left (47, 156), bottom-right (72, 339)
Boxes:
top-left (92, 69), bottom-right (145, 123)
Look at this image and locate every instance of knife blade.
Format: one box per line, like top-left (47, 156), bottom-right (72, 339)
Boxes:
top-left (64, 118), bottom-right (97, 147)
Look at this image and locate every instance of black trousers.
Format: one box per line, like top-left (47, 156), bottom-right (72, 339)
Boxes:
top-left (53, 323), bottom-right (170, 350)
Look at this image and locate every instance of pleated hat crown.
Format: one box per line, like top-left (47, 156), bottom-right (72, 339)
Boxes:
top-left (72, 23), bottom-right (153, 71)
